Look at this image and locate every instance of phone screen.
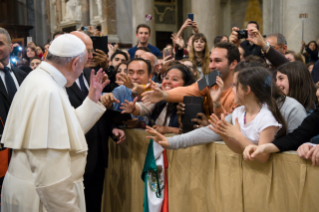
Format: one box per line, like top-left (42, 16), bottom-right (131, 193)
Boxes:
top-left (27, 37), bottom-right (32, 43)
top-left (164, 48), bottom-right (172, 57)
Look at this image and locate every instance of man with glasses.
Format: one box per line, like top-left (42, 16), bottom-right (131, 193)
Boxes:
top-left (265, 33), bottom-right (288, 55)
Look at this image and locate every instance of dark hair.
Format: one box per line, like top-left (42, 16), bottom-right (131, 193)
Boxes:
top-left (96, 25), bottom-right (101, 31)
top-left (155, 64), bottom-right (195, 126)
top-left (237, 67), bottom-right (287, 138)
top-left (307, 41), bottom-right (318, 50)
top-left (164, 64), bottom-right (195, 87)
top-left (307, 62), bottom-right (315, 69)
top-left (214, 35), bottom-right (228, 45)
top-left (247, 21), bottom-right (259, 30)
top-left (244, 55), bottom-right (267, 67)
top-left (136, 24), bottom-right (151, 34)
top-left (127, 58), bottom-right (152, 75)
top-left (214, 42), bottom-right (240, 65)
top-left (277, 61), bottom-right (317, 111)
top-left (136, 46), bottom-right (151, 52)
top-left (53, 31), bottom-right (64, 39)
top-left (110, 50), bottom-right (129, 62)
top-left (234, 61), bottom-right (286, 109)
top-left (267, 33), bottom-right (287, 46)
top-left (161, 60), bottom-right (181, 75)
top-left (115, 62), bottom-right (128, 73)
top-left (30, 57), bottom-right (41, 63)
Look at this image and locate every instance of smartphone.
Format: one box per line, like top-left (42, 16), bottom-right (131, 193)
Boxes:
top-left (188, 13), bottom-right (194, 21)
top-left (164, 47), bottom-right (172, 57)
top-left (198, 70), bottom-right (221, 91)
top-left (182, 96), bottom-right (204, 132)
top-left (91, 36), bottom-right (108, 54)
top-left (81, 26), bottom-right (88, 31)
top-left (27, 37), bottom-right (32, 43)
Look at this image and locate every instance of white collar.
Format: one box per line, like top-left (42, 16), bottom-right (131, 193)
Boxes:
top-left (38, 61), bottom-right (67, 87)
top-left (6, 61), bottom-right (11, 70)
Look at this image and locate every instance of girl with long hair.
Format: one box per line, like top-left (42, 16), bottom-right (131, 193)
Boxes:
top-left (188, 33), bottom-right (210, 77)
top-left (276, 61), bottom-right (317, 113)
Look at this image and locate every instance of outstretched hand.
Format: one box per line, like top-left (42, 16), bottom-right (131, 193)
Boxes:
top-left (120, 96), bottom-right (138, 114)
top-left (145, 126), bottom-right (170, 148)
top-left (88, 69), bottom-right (110, 103)
top-left (246, 28), bottom-right (267, 49)
top-left (142, 84), bottom-right (167, 105)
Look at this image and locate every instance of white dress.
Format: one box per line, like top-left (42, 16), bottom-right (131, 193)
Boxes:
top-left (1, 62), bottom-right (106, 212)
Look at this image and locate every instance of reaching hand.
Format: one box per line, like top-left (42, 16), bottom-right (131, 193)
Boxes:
top-left (297, 143), bottom-right (315, 159)
top-left (142, 85), bottom-right (167, 105)
top-left (305, 144), bottom-right (319, 166)
top-left (229, 27), bottom-right (241, 47)
top-left (210, 76), bottom-right (224, 104)
top-left (100, 92), bottom-right (120, 108)
top-left (176, 102), bottom-right (185, 128)
top-left (87, 26), bottom-right (95, 35)
top-left (243, 144), bottom-right (260, 161)
top-left (153, 125), bottom-right (168, 134)
top-left (171, 34), bottom-right (185, 50)
top-left (246, 28), bottom-right (267, 49)
top-left (163, 55), bottom-right (173, 64)
top-left (302, 41), bottom-right (306, 46)
top-left (112, 128), bottom-right (126, 144)
top-left (108, 44), bottom-right (117, 59)
top-left (191, 20), bottom-right (199, 33)
top-left (88, 69), bottom-right (110, 103)
top-left (181, 19), bottom-right (193, 30)
top-left (93, 49), bottom-right (108, 69)
top-left (120, 97), bottom-right (138, 114)
top-left (192, 112), bottom-right (209, 129)
top-left (115, 73), bottom-right (134, 89)
top-left (145, 126), bottom-right (170, 148)
top-left (218, 117), bottom-right (241, 139)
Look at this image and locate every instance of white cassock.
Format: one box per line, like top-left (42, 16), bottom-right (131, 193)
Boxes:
top-left (1, 61), bottom-right (106, 212)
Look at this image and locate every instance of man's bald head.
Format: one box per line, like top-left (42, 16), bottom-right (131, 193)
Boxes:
top-left (140, 52), bottom-right (157, 73)
top-left (70, 31), bottom-right (94, 68)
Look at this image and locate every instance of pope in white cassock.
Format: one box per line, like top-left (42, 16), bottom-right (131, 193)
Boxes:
top-left (0, 34), bottom-right (109, 211)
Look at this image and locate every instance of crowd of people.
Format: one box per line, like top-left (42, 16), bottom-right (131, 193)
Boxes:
top-left (0, 17), bottom-right (319, 211)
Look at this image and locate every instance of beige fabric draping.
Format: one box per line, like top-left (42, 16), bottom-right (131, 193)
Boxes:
top-left (102, 129), bottom-right (319, 212)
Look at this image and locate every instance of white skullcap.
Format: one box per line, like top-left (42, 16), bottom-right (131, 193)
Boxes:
top-left (48, 34), bottom-right (86, 57)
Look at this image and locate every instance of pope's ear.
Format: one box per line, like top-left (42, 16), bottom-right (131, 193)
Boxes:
top-left (71, 57), bottom-right (80, 71)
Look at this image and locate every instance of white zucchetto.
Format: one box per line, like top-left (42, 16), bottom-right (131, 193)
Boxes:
top-left (48, 34), bottom-right (86, 57)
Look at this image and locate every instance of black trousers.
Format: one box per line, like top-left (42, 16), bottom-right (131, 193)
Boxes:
top-left (83, 152), bottom-right (106, 212)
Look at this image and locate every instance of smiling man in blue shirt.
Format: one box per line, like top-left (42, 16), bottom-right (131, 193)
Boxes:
top-left (128, 24), bottom-right (162, 59)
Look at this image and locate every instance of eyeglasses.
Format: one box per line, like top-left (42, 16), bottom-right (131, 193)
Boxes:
top-left (272, 45), bottom-right (284, 50)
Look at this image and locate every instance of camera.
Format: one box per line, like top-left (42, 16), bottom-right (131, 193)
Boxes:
top-left (236, 29), bottom-right (248, 39)
top-left (81, 26), bottom-right (88, 31)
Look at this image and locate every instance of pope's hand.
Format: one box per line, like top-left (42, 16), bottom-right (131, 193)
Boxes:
top-left (88, 68), bottom-right (110, 103)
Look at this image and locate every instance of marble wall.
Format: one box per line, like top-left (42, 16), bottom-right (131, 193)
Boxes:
top-left (263, 0), bottom-right (319, 52)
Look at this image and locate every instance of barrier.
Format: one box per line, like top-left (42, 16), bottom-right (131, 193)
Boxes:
top-left (102, 129), bottom-right (319, 212)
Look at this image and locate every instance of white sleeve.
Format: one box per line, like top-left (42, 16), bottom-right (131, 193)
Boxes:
top-left (26, 149), bottom-right (80, 212)
top-left (75, 97), bottom-right (106, 134)
top-left (258, 109), bottom-right (282, 133)
top-left (136, 102), bottom-right (156, 116)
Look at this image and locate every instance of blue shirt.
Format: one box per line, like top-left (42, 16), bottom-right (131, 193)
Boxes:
top-left (111, 85), bottom-right (149, 124)
top-left (128, 44), bottom-right (163, 59)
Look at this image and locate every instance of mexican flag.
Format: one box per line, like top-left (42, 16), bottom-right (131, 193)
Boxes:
top-left (142, 139), bottom-right (168, 212)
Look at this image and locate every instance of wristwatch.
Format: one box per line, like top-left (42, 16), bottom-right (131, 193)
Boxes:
top-left (262, 42), bottom-right (270, 52)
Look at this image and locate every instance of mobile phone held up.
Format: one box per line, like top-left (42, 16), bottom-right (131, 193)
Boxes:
top-left (164, 47), bottom-right (172, 58)
top-left (187, 13), bottom-right (194, 22)
top-left (81, 26), bottom-right (89, 31)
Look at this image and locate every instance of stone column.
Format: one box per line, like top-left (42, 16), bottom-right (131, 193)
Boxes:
top-left (131, 0), bottom-right (155, 46)
top-left (263, 0), bottom-right (319, 52)
top-left (81, 0), bottom-right (90, 26)
top-left (191, 0), bottom-right (220, 48)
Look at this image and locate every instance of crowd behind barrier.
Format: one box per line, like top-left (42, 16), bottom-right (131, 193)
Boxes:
top-left (102, 129), bottom-right (319, 212)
